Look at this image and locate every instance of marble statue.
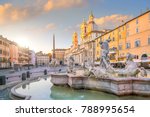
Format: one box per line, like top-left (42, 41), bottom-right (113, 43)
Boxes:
top-left (116, 53), bottom-right (147, 77)
top-left (50, 58), bottom-right (57, 67)
top-left (83, 38), bottom-right (114, 78)
top-left (99, 38), bottom-right (111, 69)
top-left (84, 58), bottom-right (93, 69)
top-left (82, 38), bottom-right (147, 78)
top-left (67, 56), bottom-right (75, 73)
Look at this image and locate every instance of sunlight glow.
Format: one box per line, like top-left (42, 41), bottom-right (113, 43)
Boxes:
top-left (16, 38), bottom-right (29, 47)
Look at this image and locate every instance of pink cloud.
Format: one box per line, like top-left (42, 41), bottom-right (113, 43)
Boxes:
top-left (45, 23), bottom-right (56, 30)
top-left (44, 0), bottom-right (85, 11)
top-left (0, 3), bottom-right (28, 25)
top-left (0, 0), bottom-right (87, 25)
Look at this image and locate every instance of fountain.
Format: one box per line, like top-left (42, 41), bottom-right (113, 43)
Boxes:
top-left (51, 38), bottom-right (150, 96)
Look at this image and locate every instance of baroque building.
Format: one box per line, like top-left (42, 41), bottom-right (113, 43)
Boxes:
top-left (65, 12), bottom-right (106, 65)
top-left (65, 10), bottom-right (150, 68)
top-left (95, 10), bottom-right (150, 68)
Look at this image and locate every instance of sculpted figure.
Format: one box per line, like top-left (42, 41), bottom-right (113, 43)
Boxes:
top-left (116, 53), bottom-right (147, 77)
top-left (84, 38), bottom-right (114, 78)
top-left (82, 36), bottom-right (147, 78)
top-left (50, 58), bottom-right (57, 67)
top-left (67, 56), bottom-right (75, 73)
top-left (99, 38), bottom-right (111, 69)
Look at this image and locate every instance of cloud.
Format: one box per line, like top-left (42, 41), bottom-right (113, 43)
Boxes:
top-left (64, 24), bottom-right (80, 32)
top-left (44, 0), bottom-right (85, 11)
top-left (95, 14), bottom-right (133, 29)
top-left (25, 23), bottom-right (56, 34)
top-left (45, 23), bottom-right (56, 30)
top-left (0, 3), bottom-right (28, 25)
top-left (0, 0), bottom-right (86, 25)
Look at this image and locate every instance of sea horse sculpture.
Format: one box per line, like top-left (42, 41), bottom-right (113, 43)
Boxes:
top-left (115, 53), bottom-right (147, 77)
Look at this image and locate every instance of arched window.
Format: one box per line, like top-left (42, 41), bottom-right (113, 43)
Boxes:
top-left (141, 54), bottom-right (147, 57)
top-left (141, 54), bottom-right (148, 60)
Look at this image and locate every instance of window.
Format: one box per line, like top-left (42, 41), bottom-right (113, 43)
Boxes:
top-left (112, 37), bottom-right (115, 41)
top-left (135, 40), bottom-right (140, 47)
top-left (148, 36), bottom-right (150, 45)
top-left (136, 27), bottom-right (139, 33)
top-left (84, 27), bottom-right (86, 33)
top-left (141, 54), bottom-right (148, 59)
top-left (118, 45), bottom-right (122, 50)
top-left (126, 43), bottom-right (131, 49)
top-left (134, 55), bottom-right (139, 59)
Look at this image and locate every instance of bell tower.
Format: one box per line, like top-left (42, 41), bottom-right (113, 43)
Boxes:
top-left (89, 11), bottom-right (94, 23)
top-left (87, 11), bottom-right (95, 33)
top-left (80, 18), bottom-right (87, 42)
top-left (72, 32), bottom-right (78, 48)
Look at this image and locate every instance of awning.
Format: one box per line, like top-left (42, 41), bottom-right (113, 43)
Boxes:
top-left (110, 62), bottom-right (118, 64)
top-left (109, 51), bottom-right (116, 54)
top-left (94, 62), bottom-right (100, 65)
top-left (133, 59), bottom-right (142, 62)
top-left (118, 61), bottom-right (125, 63)
top-left (141, 59), bottom-right (150, 63)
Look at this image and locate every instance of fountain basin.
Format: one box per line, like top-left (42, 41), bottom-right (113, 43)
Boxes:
top-left (51, 73), bottom-right (68, 85)
top-left (51, 73), bottom-right (150, 96)
top-left (10, 76), bottom-right (150, 100)
top-left (68, 74), bottom-right (87, 89)
top-left (10, 81), bottom-right (31, 100)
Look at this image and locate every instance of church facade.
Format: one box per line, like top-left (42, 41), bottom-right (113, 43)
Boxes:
top-left (65, 12), bottom-right (106, 65)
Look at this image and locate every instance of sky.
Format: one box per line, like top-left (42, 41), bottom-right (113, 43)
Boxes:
top-left (0, 0), bottom-right (149, 53)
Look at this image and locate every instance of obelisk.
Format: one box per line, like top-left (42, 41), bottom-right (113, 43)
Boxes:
top-left (53, 34), bottom-right (55, 59)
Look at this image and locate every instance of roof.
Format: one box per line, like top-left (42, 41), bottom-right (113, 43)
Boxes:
top-left (52, 48), bottom-right (67, 51)
top-left (0, 35), bottom-right (11, 43)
